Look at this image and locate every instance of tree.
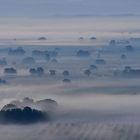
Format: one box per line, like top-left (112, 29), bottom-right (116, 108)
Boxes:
top-left (84, 69), bottom-right (91, 76)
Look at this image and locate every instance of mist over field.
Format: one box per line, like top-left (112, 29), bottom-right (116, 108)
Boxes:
top-left (0, 38), bottom-right (139, 139)
top-left (0, 16), bottom-right (140, 41)
top-left (0, 0), bottom-right (140, 139)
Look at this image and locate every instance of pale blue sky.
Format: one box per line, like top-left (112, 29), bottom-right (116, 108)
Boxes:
top-left (0, 0), bottom-right (139, 39)
top-left (0, 0), bottom-right (139, 18)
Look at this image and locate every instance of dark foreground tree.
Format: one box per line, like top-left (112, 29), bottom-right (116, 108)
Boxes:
top-left (0, 106), bottom-right (49, 124)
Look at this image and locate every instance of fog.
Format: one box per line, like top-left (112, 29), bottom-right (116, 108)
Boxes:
top-left (0, 11), bottom-right (139, 139)
top-left (0, 16), bottom-right (140, 41)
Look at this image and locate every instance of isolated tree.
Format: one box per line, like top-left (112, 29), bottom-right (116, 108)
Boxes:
top-left (84, 69), bottom-right (91, 76)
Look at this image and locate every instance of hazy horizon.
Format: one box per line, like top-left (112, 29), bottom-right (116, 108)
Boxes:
top-left (0, 16), bottom-right (139, 45)
top-left (0, 0), bottom-right (139, 42)
top-left (0, 0), bottom-right (139, 18)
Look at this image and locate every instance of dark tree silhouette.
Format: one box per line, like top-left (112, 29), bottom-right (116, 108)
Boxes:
top-left (29, 67), bottom-right (44, 76)
top-left (109, 40), bottom-right (116, 46)
top-left (77, 50), bottom-right (90, 57)
top-left (63, 79), bottom-right (71, 83)
top-left (0, 107), bottom-right (49, 124)
top-left (8, 47), bottom-right (25, 55)
top-left (4, 67), bottom-right (17, 74)
top-left (84, 69), bottom-right (91, 76)
top-left (95, 59), bottom-right (106, 65)
top-left (125, 45), bottom-right (134, 52)
top-left (38, 37), bottom-right (47, 40)
top-left (121, 54), bottom-right (127, 60)
top-left (49, 70), bottom-right (56, 76)
top-left (62, 70), bottom-right (69, 76)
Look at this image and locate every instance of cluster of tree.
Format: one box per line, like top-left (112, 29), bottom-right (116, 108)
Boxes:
top-left (77, 50), bottom-right (90, 57)
top-left (130, 37), bottom-right (140, 42)
top-left (125, 45), bottom-right (134, 52)
top-left (0, 106), bottom-right (49, 124)
top-left (38, 37), bottom-right (47, 40)
top-left (109, 39), bottom-right (130, 46)
top-left (36, 99), bottom-right (58, 111)
top-left (122, 66), bottom-right (140, 76)
top-left (4, 67), bottom-right (71, 78)
top-left (121, 54), bottom-right (127, 60)
top-left (32, 49), bottom-right (58, 59)
top-left (4, 67), bottom-right (17, 74)
top-left (114, 66), bottom-right (140, 77)
top-left (8, 47), bottom-right (25, 55)
top-left (95, 59), bottom-right (106, 65)
top-left (49, 70), bottom-right (56, 76)
top-left (63, 79), bottom-right (71, 83)
top-left (79, 36), bottom-right (96, 40)
top-left (3, 97), bottom-right (58, 112)
top-left (29, 67), bottom-right (44, 76)
top-left (109, 40), bottom-right (116, 46)
top-left (62, 70), bottom-right (70, 76)
top-left (90, 37), bottom-right (96, 40)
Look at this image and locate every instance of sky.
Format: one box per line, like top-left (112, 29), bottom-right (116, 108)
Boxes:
top-left (0, 0), bottom-right (139, 18)
top-left (0, 0), bottom-right (139, 39)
